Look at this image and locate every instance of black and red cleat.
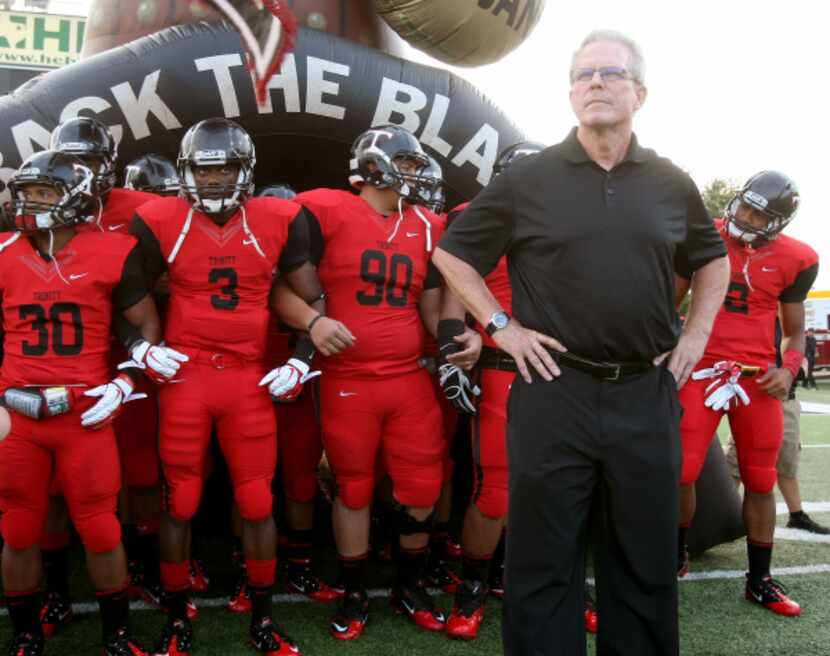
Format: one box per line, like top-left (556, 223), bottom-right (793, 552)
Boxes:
top-left (284, 560), bottom-right (341, 603)
top-left (329, 590), bottom-right (369, 641)
top-left (228, 569), bottom-right (252, 614)
top-left (745, 575), bottom-right (801, 617)
top-left (152, 618), bottom-right (192, 656)
top-left (250, 617), bottom-right (301, 655)
top-left (189, 559), bottom-right (209, 595)
top-left (446, 580), bottom-right (487, 641)
top-left (391, 582), bottom-right (446, 632)
top-left (103, 628), bottom-right (148, 656)
top-left (677, 549), bottom-right (690, 579)
top-left (584, 599), bottom-right (598, 634)
top-left (488, 565), bottom-right (505, 599)
top-left (424, 558), bottom-right (461, 594)
top-left (160, 593), bottom-right (198, 622)
top-left (8, 632), bottom-right (44, 656)
top-left (39, 591), bottom-right (73, 638)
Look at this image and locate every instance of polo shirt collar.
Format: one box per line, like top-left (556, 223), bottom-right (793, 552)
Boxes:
top-left (561, 127), bottom-right (651, 165)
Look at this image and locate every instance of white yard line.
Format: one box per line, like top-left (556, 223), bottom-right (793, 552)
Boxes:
top-left (802, 444), bottom-right (830, 448)
top-left (776, 501), bottom-right (830, 515)
top-left (4, 566), bottom-right (830, 617)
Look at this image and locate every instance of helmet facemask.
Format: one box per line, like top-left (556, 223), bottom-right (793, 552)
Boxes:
top-left (9, 163), bottom-right (95, 233)
top-left (725, 192), bottom-right (793, 244)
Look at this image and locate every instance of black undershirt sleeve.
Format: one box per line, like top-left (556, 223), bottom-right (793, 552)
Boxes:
top-left (129, 214), bottom-right (167, 289)
top-left (112, 244), bottom-right (149, 312)
top-left (424, 261), bottom-right (442, 290)
top-left (277, 207), bottom-right (311, 275)
top-left (779, 262), bottom-right (819, 303)
top-left (305, 208), bottom-right (325, 266)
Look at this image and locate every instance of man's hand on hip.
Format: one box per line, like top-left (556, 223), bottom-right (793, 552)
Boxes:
top-left (492, 319), bottom-right (566, 383)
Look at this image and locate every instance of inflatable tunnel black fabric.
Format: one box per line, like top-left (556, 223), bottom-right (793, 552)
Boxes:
top-left (0, 22), bottom-right (525, 207)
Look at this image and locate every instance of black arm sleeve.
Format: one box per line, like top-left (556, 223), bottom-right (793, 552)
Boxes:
top-left (779, 262), bottom-right (819, 303)
top-left (674, 176), bottom-right (727, 279)
top-left (129, 214), bottom-right (167, 289)
top-left (305, 208), bottom-right (325, 266)
top-left (437, 169), bottom-right (515, 278)
top-left (112, 244), bottom-right (149, 311)
top-left (277, 208), bottom-right (311, 275)
top-left (424, 261), bottom-right (442, 290)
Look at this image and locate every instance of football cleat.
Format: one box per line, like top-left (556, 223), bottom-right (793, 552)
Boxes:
top-left (390, 582), bottom-right (446, 632)
top-left (152, 618), bottom-right (192, 656)
top-left (488, 564), bottom-right (505, 599)
top-left (677, 549), bottom-right (690, 578)
top-left (446, 580), bottom-right (487, 641)
top-left (228, 567), bottom-right (252, 614)
top-left (584, 599), bottom-right (598, 635)
top-left (39, 591), bottom-right (73, 638)
top-left (745, 575), bottom-right (801, 617)
top-left (189, 559), bottom-right (209, 594)
top-left (329, 590), bottom-right (369, 641)
top-left (160, 594), bottom-right (198, 622)
top-left (424, 557), bottom-right (461, 594)
top-left (284, 560), bottom-right (341, 603)
top-left (7, 632), bottom-right (44, 656)
top-left (250, 617), bottom-right (301, 655)
top-left (103, 628), bottom-right (148, 656)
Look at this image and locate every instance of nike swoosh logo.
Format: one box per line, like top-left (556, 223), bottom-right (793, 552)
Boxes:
top-left (761, 266), bottom-right (777, 272)
top-left (243, 238), bottom-right (255, 246)
top-left (69, 273), bottom-right (88, 280)
top-left (406, 232), bottom-right (419, 237)
top-left (331, 622), bottom-right (348, 633)
top-left (401, 599), bottom-right (415, 614)
top-left (339, 391), bottom-right (357, 397)
top-left (108, 224), bottom-right (124, 231)
top-left (749, 590), bottom-right (764, 603)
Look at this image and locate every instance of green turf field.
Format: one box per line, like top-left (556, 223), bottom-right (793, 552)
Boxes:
top-left (3, 385), bottom-right (830, 655)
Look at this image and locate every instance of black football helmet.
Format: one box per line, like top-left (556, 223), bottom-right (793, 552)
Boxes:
top-left (415, 156), bottom-right (445, 214)
top-left (49, 116), bottom-right (117, 196)
top-left (349, 125), bottom-right (429, 201)
top-left (726, 171), bottom-right (800, 243)
top-left (257, 183), bottom-right (296, 200)
top-left (123, 154), bottom-right (180, 196)
top-left (7, 150), bottom-right (96, 232)
top-left (493, 141), bottom-right (546, 176)
top-left (178, 118), bottom-right (255, 217)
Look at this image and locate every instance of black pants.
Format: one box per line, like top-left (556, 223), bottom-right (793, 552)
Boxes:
top-left (502, 365), bottom-right (681, 656)
top-left (804, 358), bottom-right (817, 389)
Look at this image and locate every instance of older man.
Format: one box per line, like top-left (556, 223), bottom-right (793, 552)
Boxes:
top-left (433, 30), bottom-right (730, 656)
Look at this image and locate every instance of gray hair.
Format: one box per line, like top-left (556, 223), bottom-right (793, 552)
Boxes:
top-left (571, 30), bottom-right (646, 84)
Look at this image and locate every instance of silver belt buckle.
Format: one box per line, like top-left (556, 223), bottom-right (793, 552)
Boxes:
top-left (603, 363), bottom-right (621, 381)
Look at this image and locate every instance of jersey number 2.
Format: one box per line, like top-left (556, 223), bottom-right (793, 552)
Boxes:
top-left (724, 281), bottom-right (749, 315)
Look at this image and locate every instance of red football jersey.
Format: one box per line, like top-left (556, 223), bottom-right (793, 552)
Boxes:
top-left (0, 230), bottom-right (144, 389)
top-left (703, 219), bottom-right (819, 367)
top-left (133, 196), bottom-right (307, 361)
top-left (84, 187), bottom-right (159, 234)
top-left (449, 202), bottom-right (513, 349)
top-left (296, 189), bottom-right (443, 378)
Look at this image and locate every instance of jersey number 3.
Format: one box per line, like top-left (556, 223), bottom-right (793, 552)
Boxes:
top-left (209, 267), bottom-right (240, 311)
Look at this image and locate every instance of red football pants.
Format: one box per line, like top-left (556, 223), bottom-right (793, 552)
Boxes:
top-left (320, 369), bottom-right (443, 510)
top-left (158, 359), bottom-right (276, 522)
top-left (679, 363), bottom-right (783, 494)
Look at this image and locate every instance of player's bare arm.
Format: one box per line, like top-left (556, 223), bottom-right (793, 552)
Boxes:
top-left (758, 302), bottom-right (807, 399)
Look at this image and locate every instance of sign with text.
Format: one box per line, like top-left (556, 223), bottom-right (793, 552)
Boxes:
top-left (0, 9), bottom-right (85, 70)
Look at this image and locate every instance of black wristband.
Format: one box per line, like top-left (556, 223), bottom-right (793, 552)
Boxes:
top-left (307, 313), bottom-right (324, 334)
top-left (292, 336), bottom-right (316, 366)
top-left (437, 319), bottom-right (466, 361)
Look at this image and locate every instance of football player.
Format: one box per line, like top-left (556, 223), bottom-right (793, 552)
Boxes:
top-left (272, 125), bottom-right (449, 640)
top-left (0, 150), bottom-right (161, 656)
top-left (123, 154), bottom-right (181, 197)
top-left (130, 118), bottom-right (347, 656)
top-left (676, 171), bottom-right (817, 617)
top-left (44, 117), bottom-right (168, 630)
top-left (436, 142), bottom-right (566, 641)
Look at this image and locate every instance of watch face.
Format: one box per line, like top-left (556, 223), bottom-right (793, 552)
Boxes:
top-left (494, 312), bottom-right (509, 329)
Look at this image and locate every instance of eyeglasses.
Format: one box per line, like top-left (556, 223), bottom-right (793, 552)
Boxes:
top-left (570, 66), bottom-right (634, 84)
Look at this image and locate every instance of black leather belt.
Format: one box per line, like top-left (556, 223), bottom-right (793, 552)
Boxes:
top-left (479, 347), bottom-right (652, 381)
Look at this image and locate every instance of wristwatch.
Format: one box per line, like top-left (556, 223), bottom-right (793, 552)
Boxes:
top-left (485, 311), bottom-right (511, 336)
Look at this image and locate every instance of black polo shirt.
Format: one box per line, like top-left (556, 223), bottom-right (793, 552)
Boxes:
top-left (439, 128), bottom-right (727, 362)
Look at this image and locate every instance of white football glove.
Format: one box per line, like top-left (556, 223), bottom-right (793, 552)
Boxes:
top-left (81, 375), bottom-right (147, 429)
top-left (692, 361), bottom-right (751, 412)
top-left (438, 363), bottom-right (481, 416)
top-left (129, 340), bottom-right (189, 383)
top-left (258, 358), bottom-right (321, 403)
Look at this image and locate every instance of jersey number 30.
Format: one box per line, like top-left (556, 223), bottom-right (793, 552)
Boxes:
top-left (20, 303), bottom-right (84, 356)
